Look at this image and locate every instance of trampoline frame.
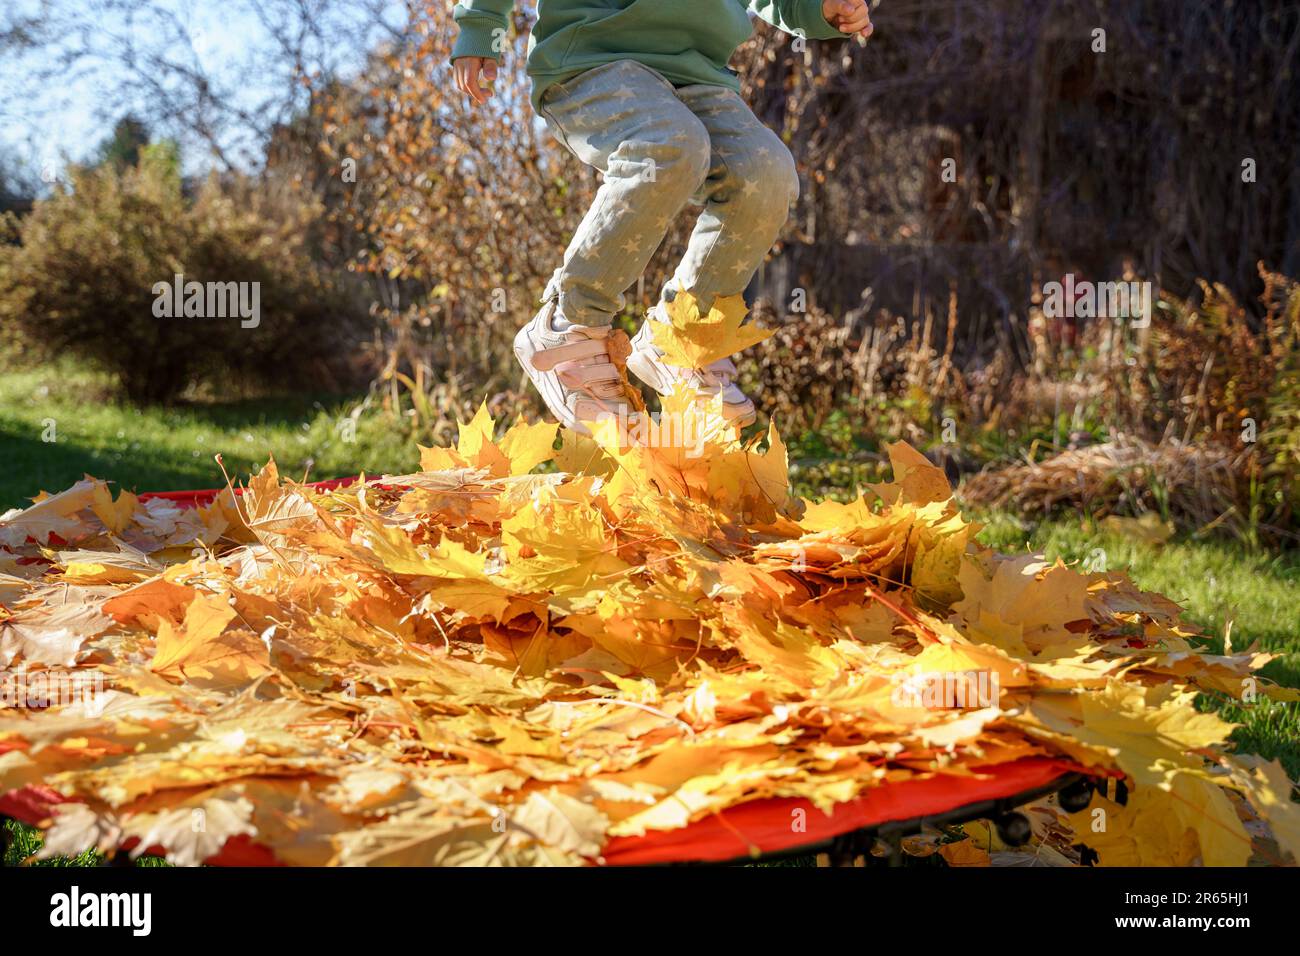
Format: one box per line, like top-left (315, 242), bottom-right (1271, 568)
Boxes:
top-left (733, 771), bottom-right (1088, 867)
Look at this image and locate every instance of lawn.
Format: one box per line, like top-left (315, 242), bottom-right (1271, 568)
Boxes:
top-left (2, 362), bottom-right (1297, 865)
top-left (0, 360), bottom-right (418, 512)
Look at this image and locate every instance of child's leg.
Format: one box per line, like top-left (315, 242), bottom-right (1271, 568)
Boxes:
top-left (537, 61), bottom-right (713, 327)
top-left (623, 85), bottom-right (798, 426)
top-left (660, 84), bottom-right (800, 312)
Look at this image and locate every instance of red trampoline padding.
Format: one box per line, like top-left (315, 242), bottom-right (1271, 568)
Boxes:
top-left (137, 475), bottom-right (364, 508)
top-left (1, 758), bottom-right (1090, 866)
top-left (0, 784), bottom-right (285, 866)
top-left (600, 757), bottom-right (1088, 865)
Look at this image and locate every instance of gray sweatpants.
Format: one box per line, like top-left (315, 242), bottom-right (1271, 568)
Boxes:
top-left (537, 59), bottom-right (799, 327)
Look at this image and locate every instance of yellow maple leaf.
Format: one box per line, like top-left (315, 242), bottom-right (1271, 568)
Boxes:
top-left (866, 442), bottom-right (953, 507)
top-left (1067, 774), bottom-right (1250, 867)
top-left (800, 495), bottom-right (878, 533)
top-left (953, 552), bottom-right (1092, 653)
top-left (149, 589), bottom-right (268, 684)
top-left (455, 402), bottom-right (512, 475)
top-left (501, 484), bottom-right (629, 596)
top-left (91, 484), bottom-right (138, 534)
top-left (1074, 683), bottom-right (1235, 788)
top-left (362, 519), bottom-right (491, 579)
top-left (497, 417), bottom-right (559, 476)
top-left (1066, 788), bottom-right (1200, 866)
top-left (938, 838), bottom-right (991, 867)
top-left (553, 429), bottom-right (615, 479)
top-left (420, 406), bottom-right (556, 478)
top-left (150, 589), bottom-right (238, 673)
top-left (1224, 756), bottom-right (1300, 864)
top-left (649, 291), bottom-right (773, 370)
top-left (908, 509), bottom-right (973, 609)
top-left (706, 423), bottom-right (797, 524)
top-left (1167, 771), bottom-right (1251, 867)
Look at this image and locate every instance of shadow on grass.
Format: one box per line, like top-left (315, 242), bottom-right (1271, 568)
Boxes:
top-left (0, 429), bottom-right (211, 503)
top-left (0, 391), bottom-right (371, 510)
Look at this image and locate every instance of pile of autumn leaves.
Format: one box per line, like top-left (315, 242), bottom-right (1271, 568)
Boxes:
top-left (2, 319), bottom-right (1300, 866)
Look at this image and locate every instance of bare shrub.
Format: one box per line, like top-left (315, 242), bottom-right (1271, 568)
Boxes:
top-left (0, 150), bottom-right (365, 404)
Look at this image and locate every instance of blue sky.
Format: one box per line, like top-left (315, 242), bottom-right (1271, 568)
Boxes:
top-left (0, 0), bottom-right (403, 184)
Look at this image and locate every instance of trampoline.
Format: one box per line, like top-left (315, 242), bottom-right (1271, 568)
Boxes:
top-left (1, 476), bottom-right (1112, 866)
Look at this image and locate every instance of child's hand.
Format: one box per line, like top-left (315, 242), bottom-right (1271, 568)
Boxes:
top-left (822, 0), bottom-right (874, 38)
top-left (453, 56), bottom-right (499, 105)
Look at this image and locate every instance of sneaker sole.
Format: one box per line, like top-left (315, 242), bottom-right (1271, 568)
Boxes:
top-left (626, 347), bottom-right (757, 428)
top-left (514, 320), bottom-right (586, 435)
top-left (514, 318), bottom-right (626, 438)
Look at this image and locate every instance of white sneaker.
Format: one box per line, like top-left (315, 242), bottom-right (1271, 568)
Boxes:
top-left (513, 301), bottom-right (642, 435)
top-left (626, 310), bottom-right (757, 426)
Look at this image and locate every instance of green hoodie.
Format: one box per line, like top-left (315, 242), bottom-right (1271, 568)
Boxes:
top-left (451, 1), bottom-right (846, 109)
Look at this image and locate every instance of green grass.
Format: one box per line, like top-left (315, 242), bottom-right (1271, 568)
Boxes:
top-left (1, 364), bottom-right (1297, 864)
top-left (2, 819), bottom-right (169, 866)
top-left (0, 359), bottom-right (419, 511)
top-left (975, 511), bottom-right (1300, 778)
